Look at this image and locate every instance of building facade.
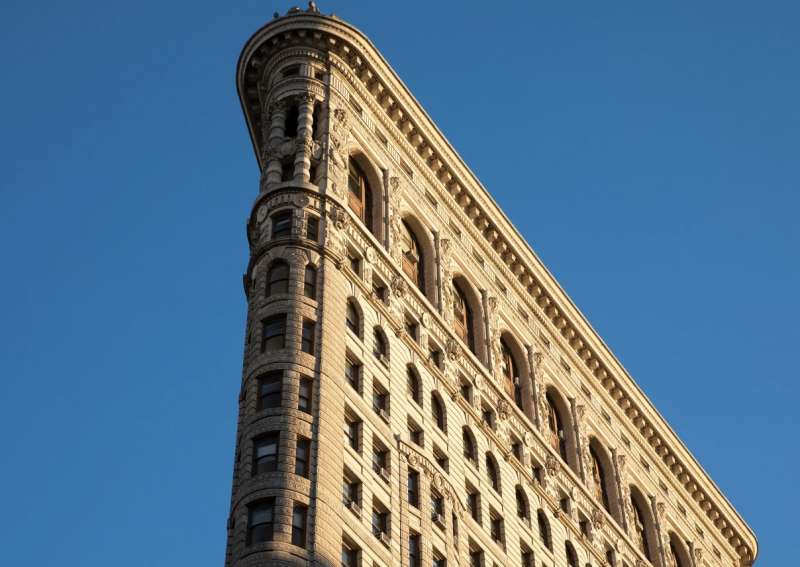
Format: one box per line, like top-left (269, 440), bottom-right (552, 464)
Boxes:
top-left (226, 5), bottom-right (758, 567)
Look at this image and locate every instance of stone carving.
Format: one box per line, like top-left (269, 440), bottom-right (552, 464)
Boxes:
top-left (497, 399), bottom-right (511, 421)
top-left (545, 454), bottom-right (560, 476)
top-left (592, 507), bottom-right (605, 529)
top-left (390, 274), bottom-right (407, 298)
top-left (328, 204), bottom-right (349, 230)
top-left (445, 337), bottom-right (460, 362)
top-left (694, 547), bottom-right (703, 561)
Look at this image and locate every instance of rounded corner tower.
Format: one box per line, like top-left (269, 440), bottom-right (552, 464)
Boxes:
top-left (227, 5), bottom-right (758, 567)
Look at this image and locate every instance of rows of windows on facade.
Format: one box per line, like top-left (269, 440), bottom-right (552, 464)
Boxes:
top-left (243, 151), bottom-right (692, 567)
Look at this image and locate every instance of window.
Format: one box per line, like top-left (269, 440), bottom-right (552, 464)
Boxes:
top-left (372, 503), bottom-right (390, 542)
top-left (565, 541), bottom-right (579, 567)
top-left (463, 427), bottom-right (477, 464)
top-left (433, 551), bottom-right (446, 567)
top-left (431, 491), bottom-right (445, 525)
top-left (590, 445), bottom-right (611, 512)
top-left (404, 315), bottom-right (419, 342)
top-left (343, 472), bottom-right (361, 511)
top-left (373, 327), bottom-right (388, 362)
top-left (537, 509), bottom-right (552, 551)
top-left (347, 158), bottom-right (373, 231)
top-left (545, 392), bottom-right (568, 462)
top-left (284, 104), bottom-right (299, 137)
top-left (407, 469), bottom-right (420, 507)
top-left (306, 215), bottom-right (319, 240)
top-left (256, 372), bottom-right (282, 410)
top-left (372, 439), bottom-right (389, 480)
top-left (486, 454), bottom-right (501, 493)
top-left (247, 498), bottom-right (275, 544)
top-left (372, 276), bottom-right (388, 301)
top-left (434, 446), bottom-right (449, 472)
top-left (452, 280), bottom-right (475, 352)
top-left (500, 339), bottom-right (523, 409)
top-left (266, 260), bottom-right (290, 296)
top-left (253, 432), bottom-right (279, 474)
top-left (631, 492), bottom-right (652, 561)
top-left (466, 485), bottom-right (481, 523)
top-left (408, 418), bottom-right (423, 447)
top-left (511, 440), bottom-right (522, 462)
top-left (431, 393), bottom-right (446, 432)
top-left (295, 436), bottom-right (311, 478)
top-left (469, 543), bottom-right (484, 567)
top-left (346, 300), bottom-right (360, 335)
top-left (261, 314), bottom-right (286, 351)
top-left (372, 383), bottom-right (389, 419)
top-left (408, 532), bottom-right (421, 567)
top-left (490, 513), bottom-right (504, 546)
top-left (345, 414), bottom-right (361, 452)
top-left (301, 319), bottom-right (315, 354)
top-left (482, 405), bottom-right (496, 430)
top-left (348, 253), bottom-right (361, 275)
top-left (407, 368), bottom-right (421, 405)
top-left (520, 546), bottom-right (534, 567)
top-left (515, 486), bottom-right (529, 522)
top-left (429, 343), bottom-right (443, 369)
top-left (341, 541), bottom-right (360, 567)
top-left (401, 220), bottom-right (425, 293)
top-left (291, 503), bottom-right (308, 547)
top-left (345, 358), bottom-right (362, 393)
top-left (460, 379), bottom-right (473, 403)
top-left (298, 376), bottom-right (313, 413)
top-left (271, 210), bottom-right (293, 238)
top-left (303, 264), bottom-right (317, 299)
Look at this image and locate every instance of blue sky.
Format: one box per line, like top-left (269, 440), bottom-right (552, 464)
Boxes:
top-left (0, 1), bottom-right (797, 565)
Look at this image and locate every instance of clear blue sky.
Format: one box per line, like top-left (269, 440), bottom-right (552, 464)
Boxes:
top-left (1, 2), bottom-right (796, 565)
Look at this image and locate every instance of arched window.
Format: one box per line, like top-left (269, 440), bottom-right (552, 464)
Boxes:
top-left (266, 261), bottom-right (290, 296)
top-left (347, 158), bottom-right (373, 232)
top-left (462, 427), bottom-right (477, 465)
top-left (590, 445), bottom-right (611, 512)
top-left (630, 491), bottom-right (653, 562)
top-left (401, 220), bottom-right (425, 293)
top-left (373, 327), bottom-right (388, 362)
top-left (546, 393), bottom-right (566, 459)
top-left (431, 393), bottom-right (446, 432)
top-left (346, 300), bottom-right (360, 336)
top-left (303, 264), bottom-right (317, 299)
top-left (500, 338), bottom-right (523, 409)
top-left (452, 280), bottom-right (475, 352)
top-left (667, 534), bottom-right (691, 567)
top-left (407, 368), bottom-right (421, 405)
top-left (486, 453), bottom-right (500, 493)
top-left (515, 486), bottom-right (529, 522)
top-left (565, 541), bottom-right (579, 567)
top-left (537, 509), bottom-right (552, 551)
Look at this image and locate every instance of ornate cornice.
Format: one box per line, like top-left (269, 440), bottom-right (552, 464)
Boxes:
top-left (236, 11), bottom-right (757, 564)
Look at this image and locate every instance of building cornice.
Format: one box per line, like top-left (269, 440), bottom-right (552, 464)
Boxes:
top-left (236, 10), bottom-right (757, 564)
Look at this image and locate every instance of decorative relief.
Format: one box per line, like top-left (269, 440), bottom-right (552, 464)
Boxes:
top-left (390, 274), bottom-right (407, 298)
top-left (445, 337), bottom-right (460, 362)
top-left (592, 507), bottom-right (606, 530)
top-left (398, 440), bottom-right (466, 516)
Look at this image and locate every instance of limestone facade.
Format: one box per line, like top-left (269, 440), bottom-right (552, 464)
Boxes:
top-left (226, 5), bottom-right (758, 567)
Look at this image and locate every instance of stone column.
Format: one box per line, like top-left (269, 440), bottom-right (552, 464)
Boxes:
top-left (525, 345), bottom-right (542, 429)
top-left (294, 93), bottom-right (315, 182)
top-left (264, 100), bottom-right (288, 189)
top-left (611, 448), bottom-right (629, 532)
top-left (569, 397), bottom-right (586, 482)
top-left (651, 496), bottom-right (668, 567)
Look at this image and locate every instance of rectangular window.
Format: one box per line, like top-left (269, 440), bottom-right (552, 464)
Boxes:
top-left (291, 503), bottom-right (308, 547)
top-left (253, 432), bottom-right (279, 475)
top-left (372, 441), bottom-right (389, 479)
top-left (433, 552), bottom-right (446, 567)
top-left (301, 319), bottom-right (315, 354)
top-left (257, 371), bottom-right (282, 410)
top-left (247, 498), bottom-right (275, 545)
top-left (271, 210), bottom-right (293, 238)
top-left (261, 314), bottom-right (286, 352)
top-left (295, 436), bottom-right (311, 478)
top-left (467, 486), bottom-right (480, 523)
top-left (431, 492), bottom-right (444, 525)
top-left (372, 504), bottom-right (389, 539)
top-left (303, 265), bottom-right (317, 299)
top-left (345, 414), bottom-right (361, 452)
top-left (372, 383), bottom-right (389, 418)
top-left (469, 545), bottom-right (484, 567)
top-left (521, 547), bottom-right (534, 567)
top-left (341, 541), bottom-right (360, 567)
top-left (349, 253), bottom-right (361, 275)
top-left (298, 376), bottom-right (313, 413)
top-left (345, 358), bottom-right (362, 393)
top-left (408, 532), bottom-right (421, 567)
top-left (407, 469), bottom-right (420, 507)
top-left (408, 419), bottom-right (423, 448)
top-left (490, 514), bottom-right (504, 545)
top-left (343, 474), bottom-right (361, 511)
top-left (306, 216), bottom-right (319, 241)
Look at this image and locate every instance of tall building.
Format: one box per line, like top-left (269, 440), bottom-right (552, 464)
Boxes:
top-left (227, 5), bottom-right (757, 567)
